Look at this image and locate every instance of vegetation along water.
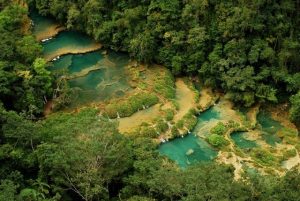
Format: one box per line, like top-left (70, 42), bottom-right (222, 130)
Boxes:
top-left (1, 0), bottom-right (300, 200)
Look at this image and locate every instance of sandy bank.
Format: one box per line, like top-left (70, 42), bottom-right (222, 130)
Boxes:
top-left (173, 79), bottom-right (196, 122)
top-left (44, 43), bottom-right (102, 62)
top-left (36, 25), bottom-right (65, 41)
top-left (118, 104), bottom-right (161, 133)
top-left (67, 65), bottom-right (103, 80)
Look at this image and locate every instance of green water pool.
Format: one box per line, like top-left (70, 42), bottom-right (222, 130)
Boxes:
top-left (198, 107), bottom-right (220, 121)
top-left (159, 134), bottom-right (217, 168)
top-left (51, 51), bottom-right (104, 73)
top-left (42, 31), bottom-right (97, 58)
top-left (257, 112), bottom-right (283, 146)
top-left (193, 107), bottom-right (221, 136)
top-left (31, 11), bottom-right (131, 108)
top-left (50, 50), bottom-right (130, 107)
top-left (30, 10), bottom-right (57, 38)
top-left (231, 132), bottom-right (257, 149)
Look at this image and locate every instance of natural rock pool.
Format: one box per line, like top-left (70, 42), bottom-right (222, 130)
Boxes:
top-left (158, 106), bottom-right (222, 167)
top-left (51, 50), bottom-right (130, 107)
top-left (257, 111), bottom-right (283, 146)
top-left (231, 132), bottom-right (257, 149)
top-left (42, 31), bottom-right (101, 61)
top-left (159, 134), bottom-right (217, 168)
top-left (31, 11), bottom-right (130, 108)
top-left (31, 10), bottom-right (299, 173)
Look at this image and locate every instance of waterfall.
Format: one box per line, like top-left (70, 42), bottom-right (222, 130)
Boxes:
top-left (117, 112), bottom-right (120, 119)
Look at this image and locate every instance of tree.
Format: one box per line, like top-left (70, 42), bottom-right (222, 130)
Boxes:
top-left (16, 36), bottom-right (42, 64)
top-left (36, 109), bottom-right (133, 200)
top-left (0, 180), bottom-right (17, 201)
top-left (290, 91), bottom-right (300, 126)
top-left (129, 32), bottom-right (156, 63)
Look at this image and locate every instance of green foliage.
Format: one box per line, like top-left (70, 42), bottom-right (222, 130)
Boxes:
top-left (171, 125), bottom-right (180, 137)
top-left (175, 119), bottom-right (184, 129)
top-left (139, 126), bottom-right (157, 138)
top-left (164, 109), bottom-right (174, 121)
top-left (251, 148), bottom-right (277, 166)
top-left (2, 104), bottom-right (300, 200)
top-left (278, 127), bottom-right (298, 138)
top-left (129, 32), bottom-right (156, 63)
top-left (226, 120), bottom-right (241, 130)
top-left (37, 109), bottom-right (132, 200)
top-left (105, 93), bottom-right (159, 118)
top-left (174, 110), bottom-right (197, 133)
top-left (1, 1), bottom-right (300, 200)
top-left (155, 119), bottom-right (168, 133)
top-left (210, 122), bottom-right (227, 135)
top-left (127, 196), bottom-right (156, 201)
top-left (16, 36), bottom-right (43, 63)
top-left (153, 70), bottom-right (175, 100)
top-left (0, 180), bottom-right (17, 201)
top-left (207, 134), bottom-right (229, 148)
top-left (31, 0), bottom-right (300, 107)
top-left (281, 149), bottom-right (297, 161)
top-left (290, 91), bottom-right (300, 125)
top-left (0, 4), bottom-right (52, 115)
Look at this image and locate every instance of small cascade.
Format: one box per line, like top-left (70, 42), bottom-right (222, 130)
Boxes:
top-left (51, 55), bottom-right (60, 61)
top-left (184, 127), bottom-right (191, 134)
top-left (41, 37), bottom-right (53, 42)
top-left (117, 112), bottom-right (120, 119)
top-left (142, 105), bottom-right (146, 110)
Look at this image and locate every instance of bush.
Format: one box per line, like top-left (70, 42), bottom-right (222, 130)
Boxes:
top-left (171, 126), bottom-right (180, 137)
top-left (176, 120), bottom-right (184, 129)
top-left (207, 134), bottom-right (229, 148)
top-left (251, 148), bottom-right (277, 166)
top-left (226, 120), bottom-right (240, 129)
top-left (184, 115), bottom-right (197, 130)
top-left (277, 128), bottom-right (298, 138)
top-left (164, 109), bottom-right (174, 121)
top-left (154, 71), bottom-right (175, 100)
top-left (155, 119), bottom-right (169, 133)
top-left (210, 122), bottom-right (227, 135)
top-left (105, 92), bottom-right (159, 118)
top-left (282, 149), bottom-right (297, 161)
top-left (140, 126), bottom-right (157, 138)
